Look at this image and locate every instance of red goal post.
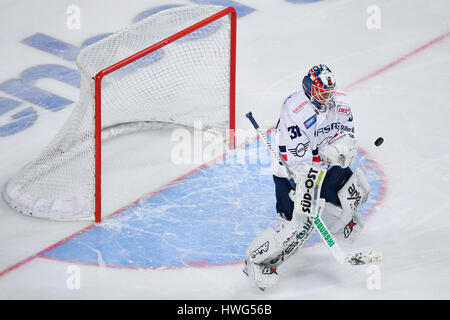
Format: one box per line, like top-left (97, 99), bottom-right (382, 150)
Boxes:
top-left (93, 7), bottom-right (237, 222)
top-left (2, 6), bottom-right (236, 223)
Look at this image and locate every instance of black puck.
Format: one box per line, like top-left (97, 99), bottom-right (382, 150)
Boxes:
top-left (374, 137), bottom-right (384, 147)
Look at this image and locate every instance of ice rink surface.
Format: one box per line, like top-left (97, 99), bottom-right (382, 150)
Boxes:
top-left (1, 0), bottom-right (450, 299)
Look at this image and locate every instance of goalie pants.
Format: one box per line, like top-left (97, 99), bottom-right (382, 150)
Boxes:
top-left (273, 166), bottom-right (353, 220)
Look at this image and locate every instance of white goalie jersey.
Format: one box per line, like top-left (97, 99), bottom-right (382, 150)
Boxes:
top-left (272, 89), bottom-right (355, 178)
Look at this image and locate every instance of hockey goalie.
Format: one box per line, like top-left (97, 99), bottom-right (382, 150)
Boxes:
top-left (243, 64), bottom-right (372, 290)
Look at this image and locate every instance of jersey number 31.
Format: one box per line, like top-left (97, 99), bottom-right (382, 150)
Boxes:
top-left (288, 125), bottom-right (302, 140)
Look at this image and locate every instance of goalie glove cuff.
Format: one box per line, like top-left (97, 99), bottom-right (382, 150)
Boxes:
top-left (319, 134), bottom-right (358, 168)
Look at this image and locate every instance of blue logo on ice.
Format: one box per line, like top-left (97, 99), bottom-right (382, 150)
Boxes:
top-left (42, 132), bottom-right (384, 269)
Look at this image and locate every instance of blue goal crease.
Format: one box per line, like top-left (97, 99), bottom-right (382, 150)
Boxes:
top-left (43, 133), bottom-right (384, 268)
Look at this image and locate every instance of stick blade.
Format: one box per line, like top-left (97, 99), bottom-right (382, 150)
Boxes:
top-left (343, 250), bottom-right (382, 265)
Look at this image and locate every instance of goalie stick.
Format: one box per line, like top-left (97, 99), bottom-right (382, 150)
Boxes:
top-left (245, 111), bottom-right (382, 265)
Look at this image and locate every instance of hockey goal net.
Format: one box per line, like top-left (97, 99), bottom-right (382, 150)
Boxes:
top-left (3, 5), bottom-right (236, 222)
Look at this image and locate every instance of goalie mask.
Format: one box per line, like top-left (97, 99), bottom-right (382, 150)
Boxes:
top-left (302, 64), bottom-right (336, 112)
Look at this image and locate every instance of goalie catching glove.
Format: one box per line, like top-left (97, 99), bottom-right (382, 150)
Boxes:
top-left (319, 133), bottom-right (357, 168)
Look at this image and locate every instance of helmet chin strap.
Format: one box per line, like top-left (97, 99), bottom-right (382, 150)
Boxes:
top-left (325, 98), bottom-right (335, 110)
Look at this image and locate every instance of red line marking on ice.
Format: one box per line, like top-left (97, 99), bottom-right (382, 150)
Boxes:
top-left (39, 254), bottom-right (242, 271)
top-left (186, 259), bottom-right (211, 267)
top-left (0, 29), bottom-right (447, 278)
top-left (0, 225), bottom-right (95, 277)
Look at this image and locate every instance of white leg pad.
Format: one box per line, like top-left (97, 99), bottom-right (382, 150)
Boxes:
top-left (320, 202), bottom-right (352, 234)
top-left (337, 168), bottom-right (370, 213)
top-left (245, 260), bottom-right (279, 289)
top-left (246, 215), bottom-right (315, 267)
top-left (244, 215), bottom-right (315, 289)
top-left (320, 202), bottom-right (365, 244)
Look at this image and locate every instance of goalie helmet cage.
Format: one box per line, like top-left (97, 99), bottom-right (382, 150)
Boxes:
top-left (2, 5), bottom-right (236, 223)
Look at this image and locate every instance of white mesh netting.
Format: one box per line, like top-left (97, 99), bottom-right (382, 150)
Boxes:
top-left (3, 5), bottom-right (233, 221)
